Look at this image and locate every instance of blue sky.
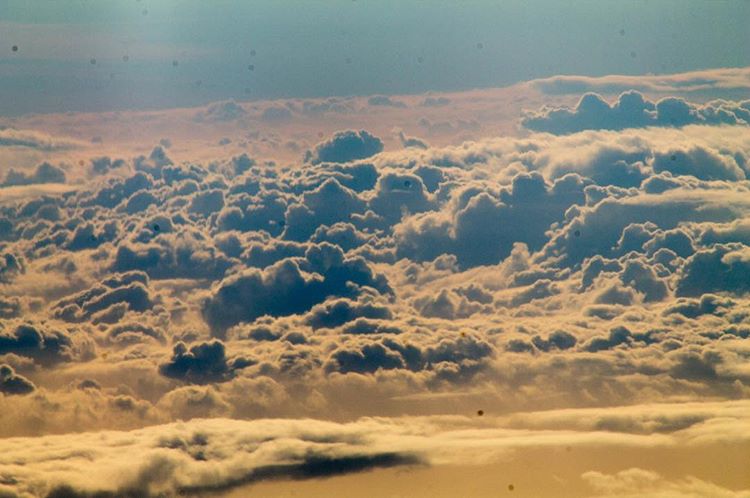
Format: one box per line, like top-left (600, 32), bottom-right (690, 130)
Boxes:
top-left (1, 0), bottom-right (748, 115)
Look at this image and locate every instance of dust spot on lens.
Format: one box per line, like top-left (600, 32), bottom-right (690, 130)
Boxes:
top-left (248, 64), bottom-right (255, 71)
top-left (417, 56), bottom-right (424, 64)
top-left (619, 29), bottom-right (625, 36)
top-left (123, 55), bottom-right (130, 62)
top-left (250, 49), bottom-right (257, 57)
top-left (670, 154), bottom-right (677, 161)
top-left (630, 51), bottom-right (637, 58)
top-left (11, 45), bottom-right (18, 52)
top-left (404, 180), bottom-right (411, 188)
top-left (142, 8), bottom-right (148, 15)
top-left (172, 60), bottom-right (179, 67)
top-left (477, 410), bottom-right (484, 416)
top-left (153, 224), bottom-right (160, 232)
top-left (345, 57), bottom-right (352, 64)
top-left (90, 58), bottom-right (97, 65)
top-left (508, 484), bottom-right (514, 491)
top-left (574, 229), bottom-right (581, 237)
top-left (476, 42), bottom-right (483, 49)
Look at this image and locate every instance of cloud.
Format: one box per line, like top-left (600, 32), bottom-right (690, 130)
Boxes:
top-left (194, 100), bottom-right (247, 122)
top-left (395, 171), bottom-right (587, 268)
top-left (522, 91), bottom-right (750, 134)
top-left (159, 340), bottom-right (252, 384)
top-left (0, 400), bottom-right (747, 497)
top-left (0, 128), bottom-right (83, 151)
top-left (368, 95), bottom-right (407, 108)
top-left (2, 72), bottom-right (750, 494)
top-left (304, 130), bottom-right (384, 165)
top-left (1, 162), bottom-right (66, 187)
top-left (582, 468), bottom-right (750, 498)
top-left (530, 67), bottom-right (750, 96)
top-left (202, 243), bottom-right (391, 335)
top-left (260, 105), bottom-right (294, 123)
top-left (0, 322), bottom-right (76, 366)
top-left (0, 363), bottom-right (35, 395)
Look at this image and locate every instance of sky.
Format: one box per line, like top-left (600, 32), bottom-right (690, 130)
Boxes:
top-left (1, 2), bottom-right (750, 498)
top-left (0, 0), bottom-right (748, 114)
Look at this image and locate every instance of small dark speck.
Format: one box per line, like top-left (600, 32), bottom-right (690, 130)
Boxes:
top-left (417, 56), bottom-right (424, 64)
top-left (90, 235), bottom-right (97, 242)
top-left (172, 60), bottom-right (179, 67)
top-left (79, 160), bottom-right (85, 166)
top-left (142, 8), bottom-right (148, 15)
top-left (630, 51), bottom-right (637, 58)
top-left (345, 57), bottom-right (352, 64)
top-left (123, 55), bottom-right (130, 62)
top-left (476, 43), bottom-right (483, 49)
top-left (477, 409), bottom-right (484, 416)
top-left (248, 64), bottom-right (255, 71)
top-left (277, 220), bottom-right (285, 228)
top-left (565, 445), bottom-right (572, 452)
top-left (11, 45), bottom-right (18, 52)
top-left (619, 29), bottom-right (626, 36)
top-left (250, 49), bottom-right (257, 57)
top-left (670, 154), bottom-right (677, 161)
top-left (508, 484), bottom-right (515, 491)
top-left (404, 180), bottom-right (411, 188)
top-left (574, 229), bottom-right (581, 237)
top-left (90, 58), bottom-right (97, 65)
top-left (153, 224), bottom-right (160, 232)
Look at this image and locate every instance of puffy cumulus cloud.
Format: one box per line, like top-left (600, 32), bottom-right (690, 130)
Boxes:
top-left (305, 130), bottom-right (384, 165)
top-left (675, 244), bottom-right (750, 297)
top-left (159, 340), bottom-right (253, 384)
top-left (326, 334), bottom-right (494, 380)
top-left (0, 363), bottom-right (35, 395)
top-left (283, 178), bottom-right (367, 240)
top-left (306, 297), bottom-right (393, 330)
top-left (51, 271), bottom-right (157, 323)
top-left (538, 188), bottom-right (750, 268)
top-left (202, 243), bottom-right (391, 335)
top-left (522, 91), bottom-right (750, 134)
top-left (0, 251), bottom-right (25, 283)
top-left (652, 146), bottom-right (746, 181)
top-left (1, 162), bottom-right (66, 187)
top-left (112, 230), bottom-right (235, 280)
top-left (395, 171), bottom-right (587, 268)
top-left (193, 100), bottom-right (247, 122)
top-left (0, 322), bottom-right (81, 366)
top-left (0, 400), bottom-right (748, 497)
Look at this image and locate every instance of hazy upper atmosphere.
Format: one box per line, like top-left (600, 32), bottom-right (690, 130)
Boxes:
top-left (1, 1), bottom-right (749, 497)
